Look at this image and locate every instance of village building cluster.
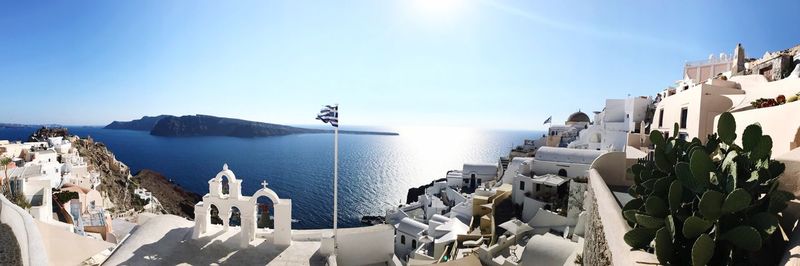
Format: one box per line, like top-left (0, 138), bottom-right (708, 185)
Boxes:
top-left (0, 134), bottom-right (165, 265)
top-left (382, 42), bottom-right (800, 266)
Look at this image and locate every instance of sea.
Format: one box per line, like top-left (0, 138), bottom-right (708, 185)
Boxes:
top-left (0, 126), bottom-right (543, 229)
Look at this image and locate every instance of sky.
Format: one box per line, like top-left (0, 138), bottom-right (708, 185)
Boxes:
top-left (1, 0), bottom-right (799, 130)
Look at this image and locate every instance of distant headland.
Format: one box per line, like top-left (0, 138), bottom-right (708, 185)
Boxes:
top-left (104, 114), bottom-right (399, 137)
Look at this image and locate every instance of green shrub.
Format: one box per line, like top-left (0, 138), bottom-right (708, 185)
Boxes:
top-left (54, 191), bottom-right (79, 203)
top-left (623, 112), bottom-right (793, 265)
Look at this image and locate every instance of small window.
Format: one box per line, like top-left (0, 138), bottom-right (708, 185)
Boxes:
top-left (680, 108), bottom-right (688, 129)
top-left (401, 235), bottom-right (406, 245)
top-left (536, 184), bottom-right (541, 191)
top-left (658, 109), bottom-right (664, 128)
top-left (520, 181), bottom-right (525, 191)
top-left (477, 179), bottom-right (481, 185)
top-left (412, 240), bottom-right (417, 249)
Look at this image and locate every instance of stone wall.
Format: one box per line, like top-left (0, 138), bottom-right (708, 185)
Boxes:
top-left (582, 169), bottom-right (658, 266)
top-left (582, 182), bottom-right (612, 265)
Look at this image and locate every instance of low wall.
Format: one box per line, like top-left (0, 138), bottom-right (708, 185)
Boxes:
top-left (626, 132), bottom-right (651, 149)
top-left (335, 224), bottom-right (395, 266)
top-left (0, 194), bottom-right (48, 266)
top-left (589, 152), bottom-right (629, 187)
top-left (583, 169), bottom-right (656, 265)
top-left (719, 101), bottom-right (800, 158)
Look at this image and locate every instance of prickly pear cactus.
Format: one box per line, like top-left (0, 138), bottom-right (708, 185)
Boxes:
top-left (623, 112), bottom-right (793, 265)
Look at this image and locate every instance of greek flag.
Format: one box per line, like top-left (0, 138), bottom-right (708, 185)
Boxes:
top-left (316, 104), bottom-right (338, 127)
top-left (543, 116), bottom-right (552, 125)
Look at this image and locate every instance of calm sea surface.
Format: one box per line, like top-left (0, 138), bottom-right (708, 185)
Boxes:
top-left (0, 126), bottom-right (542, 229)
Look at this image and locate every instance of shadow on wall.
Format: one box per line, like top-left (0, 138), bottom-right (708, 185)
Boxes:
top-left (777, 148), bottom-right (800, 200)
top-left (588, 152), bottom-right (627, 187)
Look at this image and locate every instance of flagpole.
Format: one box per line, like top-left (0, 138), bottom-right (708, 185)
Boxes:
top-left (333, 114), bottom-right (339, 252)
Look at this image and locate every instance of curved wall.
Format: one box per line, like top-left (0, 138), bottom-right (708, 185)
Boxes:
top-left (0, 194), bottom-right (48, 266)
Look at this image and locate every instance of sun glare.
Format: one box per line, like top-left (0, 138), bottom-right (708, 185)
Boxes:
top-left (408, 0), bottom-right (468, 23)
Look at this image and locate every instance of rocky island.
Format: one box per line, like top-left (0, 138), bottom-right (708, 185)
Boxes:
top-left (106, 114), bottom-right (399, 137)
top-left (104, 115), bottom-right (171, 131)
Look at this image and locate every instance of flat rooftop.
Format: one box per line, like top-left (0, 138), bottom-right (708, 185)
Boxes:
top-left (105, 215), bottom-right (327, 265)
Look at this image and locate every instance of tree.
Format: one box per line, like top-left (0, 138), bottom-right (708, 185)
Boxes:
top-left (0, 156), bottom-right (11, 196)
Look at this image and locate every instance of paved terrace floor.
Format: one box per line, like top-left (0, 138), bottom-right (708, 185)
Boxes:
top-left (0, 200), bottom-right (22, 266)
top-left (105, 215), bottom-right (327, 265)
top-left (0, 223), bottom-right (22, 266)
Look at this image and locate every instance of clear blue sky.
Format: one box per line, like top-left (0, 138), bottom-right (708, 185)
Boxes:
top-left (1, 1), bottom-right (798, 130)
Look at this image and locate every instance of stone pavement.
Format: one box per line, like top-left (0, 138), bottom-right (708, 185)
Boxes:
top-left (0, 203), bottom-right (23, 266)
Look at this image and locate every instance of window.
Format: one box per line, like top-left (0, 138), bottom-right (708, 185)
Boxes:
top-left (401, 235), bottom-right (406, 245)
top-left (680, 107), bottom-right (688, 129)
top-left (536, 184), bottom-right (541, 191)
top-left (520, 181), bottom-right (525, 191)
top-left (658, 109), bottom-right (664, 128)
top-left (412, 240), bottom-right (417, 249)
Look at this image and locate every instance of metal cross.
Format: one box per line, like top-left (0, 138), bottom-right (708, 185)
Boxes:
top-left (261, 180), bottom-right (268, 188)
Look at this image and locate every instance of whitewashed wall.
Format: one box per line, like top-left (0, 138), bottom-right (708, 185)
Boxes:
top-left (336, 224), bottom-right (395, 266)
top-left (0, 194), bottom-right (48, 266)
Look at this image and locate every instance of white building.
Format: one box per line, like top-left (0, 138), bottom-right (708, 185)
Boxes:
top-left (449, 200), bottom-right (472, 224)
top-left (456, 163), bottom-right (500, 190)
top-left (516, 111), bottom-right (592, 153)
top-left (514, 174), bottom-right (568, 203)
top-left (2, 165), bottom-right (55, 222)
top-left (568, 96), bottom-right (653, 152)
top-left (511, 147), bottom-right (604, 218)
top-left (47, 137), bottom-right (72, 154)
top-left (500, 157), bottom-right (533, 184)
top-left (445, 170), bottom-right (463, 188)
top-left (412, 214), bottom-right (469, 261)
top-left (529, 147), bottom-right (604, 178)
top-left (28, 149), bottom-right (58, 165)
top-left (394, 217), bottom-right (428, 261)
